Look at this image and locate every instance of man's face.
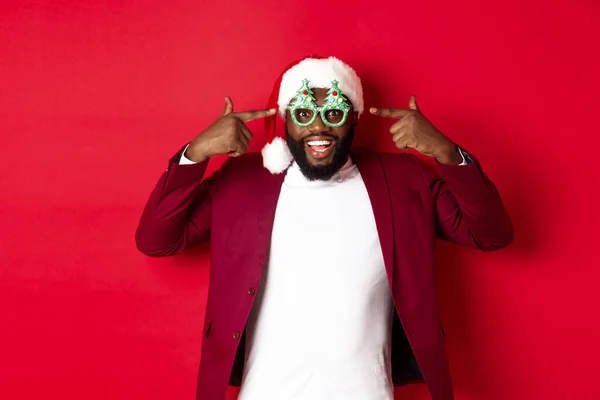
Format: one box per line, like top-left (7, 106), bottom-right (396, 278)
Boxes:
top-left (285, 87), bottom-right (357, 181)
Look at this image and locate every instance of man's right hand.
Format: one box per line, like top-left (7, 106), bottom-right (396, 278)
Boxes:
top-left (184, 97), bottom-right (277, 163)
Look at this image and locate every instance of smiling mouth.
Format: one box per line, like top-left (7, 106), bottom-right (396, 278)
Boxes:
top-left (307, 139), bottom-right (333, 152)
top-left (304, 137), bottom-right (336, 159)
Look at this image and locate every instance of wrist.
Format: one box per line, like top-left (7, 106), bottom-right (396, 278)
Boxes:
top-left (185, 142), bottom-right (210, 163)
top-left (435, 144), bottom-right (462, 164)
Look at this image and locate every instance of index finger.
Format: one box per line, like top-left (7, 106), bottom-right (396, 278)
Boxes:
top-left (234, 108), bottom-right (277, 122)
top-left (369, 107), bottom-right (412, 119)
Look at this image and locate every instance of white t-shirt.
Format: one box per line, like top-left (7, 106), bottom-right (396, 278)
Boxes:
top-left (238, 158), bottom-right (394, 400)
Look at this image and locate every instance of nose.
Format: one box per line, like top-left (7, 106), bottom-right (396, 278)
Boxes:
top-left (308, 114), bottom-right (331, 134)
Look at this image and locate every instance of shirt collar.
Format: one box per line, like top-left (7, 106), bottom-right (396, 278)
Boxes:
top-left (333, 157), bottom-right (358, 182)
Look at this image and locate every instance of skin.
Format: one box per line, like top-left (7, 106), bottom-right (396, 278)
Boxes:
top-left (371, 96), bottom-right (463, 165)
top-left (185, 91), bottom-right (462, 166)
top-left (184, 97), bottom-right (275, 163)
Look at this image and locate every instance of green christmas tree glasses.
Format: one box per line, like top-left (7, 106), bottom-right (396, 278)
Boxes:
top-left (289, 79), bottom-right (352, 128)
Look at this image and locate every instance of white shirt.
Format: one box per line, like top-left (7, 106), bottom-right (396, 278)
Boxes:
top-left (238, 159), bottom-right (394, 400)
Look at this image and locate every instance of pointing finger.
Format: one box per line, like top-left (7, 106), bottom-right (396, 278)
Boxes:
top-left (409, 95), bottom-right (419, 111)
top-left (221, 96), bottom-right (234, 116)
top-left (369, 107), bottom-right (412, 119)
top-left (234, 108), bottom-right (277, 122)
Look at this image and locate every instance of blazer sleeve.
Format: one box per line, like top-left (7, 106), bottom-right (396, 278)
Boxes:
top-left (135, 146), bottom-right (231, 257)
top-left (412, 153), bottom-right (514, 251)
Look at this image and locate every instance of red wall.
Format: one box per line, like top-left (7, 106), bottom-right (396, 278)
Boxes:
top-left (1, 1), bottom-right (599, 399)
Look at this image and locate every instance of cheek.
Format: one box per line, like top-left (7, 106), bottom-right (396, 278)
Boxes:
top-left (285, 118), bottom-right (304, 140)
top-left (332, 128), bottom-right (351, 139)
top-left (336, 112), bottom-right (356, 133)
top-left (333, 120), bottom-right (354, 138)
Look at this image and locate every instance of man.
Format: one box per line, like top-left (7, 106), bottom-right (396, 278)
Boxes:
top-left (135, 56), bottom-right (513, 400)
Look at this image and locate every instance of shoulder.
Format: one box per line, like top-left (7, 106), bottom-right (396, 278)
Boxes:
top-left (228, 151), bottom-right (265, 171)
top-left (210, 151), bottom-right (275, 186)
top-left (352, 147), bottom-right (437, 190)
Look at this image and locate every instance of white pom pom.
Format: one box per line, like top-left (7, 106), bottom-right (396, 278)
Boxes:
top-left (261, 137), bottom-right (293, 174)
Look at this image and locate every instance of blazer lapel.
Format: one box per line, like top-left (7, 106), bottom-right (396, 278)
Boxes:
top-left (353, 152), bottom-right (395, 288)
top-left (255, 168), bottom-right (286, 263)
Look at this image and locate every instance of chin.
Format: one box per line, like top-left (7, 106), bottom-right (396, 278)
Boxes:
top-left (305, 152), bottom-right (335, 166)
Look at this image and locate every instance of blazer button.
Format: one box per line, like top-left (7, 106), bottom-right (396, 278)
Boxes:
top-left (232, 332), bottom-right (240, 340)
top-left (248, 288), bottom-right (256, 296)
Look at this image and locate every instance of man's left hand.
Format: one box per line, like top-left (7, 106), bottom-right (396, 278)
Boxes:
top-left (370, 96), bottom-right (463, 164)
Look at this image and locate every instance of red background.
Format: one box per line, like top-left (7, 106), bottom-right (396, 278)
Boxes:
top-left (1, 0), bottom-right (599, 399)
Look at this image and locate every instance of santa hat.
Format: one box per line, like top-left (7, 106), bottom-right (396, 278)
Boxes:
top-left (261, 55), bottom-right (364, 174)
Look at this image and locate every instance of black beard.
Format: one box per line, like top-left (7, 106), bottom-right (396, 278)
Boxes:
top-left (285, 126), bottom-right (355, 181)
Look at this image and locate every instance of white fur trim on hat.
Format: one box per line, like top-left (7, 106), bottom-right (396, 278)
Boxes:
top-left (277, 57), bottom-right (363, 118)
top-left (261, 136), bottom-right (293, 174)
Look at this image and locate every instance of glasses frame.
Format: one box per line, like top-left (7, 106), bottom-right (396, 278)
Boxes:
top-left (288, 79), bottom-right (352, 128)
top-left (290, 103), bottom-right (350, 128)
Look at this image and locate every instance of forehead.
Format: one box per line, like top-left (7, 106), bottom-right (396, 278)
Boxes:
top-left (311, 88), bottom-right (328, 105)
top-left (310, 87), bottom-right (328, 96)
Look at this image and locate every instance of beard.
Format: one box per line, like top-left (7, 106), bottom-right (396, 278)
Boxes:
top-left (285, 126), bottom-right (355, 181)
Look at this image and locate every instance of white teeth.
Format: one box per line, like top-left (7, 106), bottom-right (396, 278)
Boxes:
top-left (307, 140), bottom-right (332, 146)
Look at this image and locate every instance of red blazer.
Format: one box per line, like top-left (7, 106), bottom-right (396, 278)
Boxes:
top-left (135, 146), bottom-right (513, 400)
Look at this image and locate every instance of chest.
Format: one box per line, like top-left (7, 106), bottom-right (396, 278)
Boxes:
top-left (268, 178), bottom-right (387, 290)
